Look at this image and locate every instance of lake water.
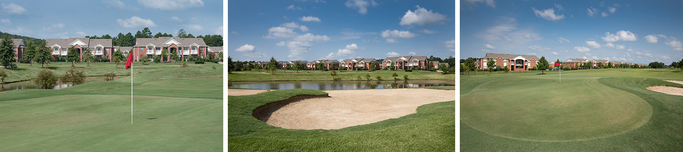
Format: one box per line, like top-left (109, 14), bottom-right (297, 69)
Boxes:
top-left (229, 80), bottom-right (454, 90)
top-left (1, 80), bottom-right (75, 92)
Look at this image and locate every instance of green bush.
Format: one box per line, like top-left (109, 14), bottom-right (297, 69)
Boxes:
top-left (195, 60), bottom-right (205, 64)
top-left (34, 70), bottom-right (58, 89)
top-left (104, 73), bottom-right (116, 81)
top-left (10, 63), bottom-right (17, 69)
top-left (375, 76), bottom-right (382, 81)
top-left (60, 68), bottom-right (86, 85)
top-left (404, 70), bottom-right (412, 72)
top-left (18, 59), bottom-right (30, 63)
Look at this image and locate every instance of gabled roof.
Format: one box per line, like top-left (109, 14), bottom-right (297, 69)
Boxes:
top-left (360, 58), bottom-right (376, 62)
top-left (90, 39), bottom-right (112, 47)
top-left (384, 57), bottom-right (399, 62)
top-left (564, 58), bottom-right (591, 63)
top-left (134, 37), bottom-right (207, 47)
top-left (483, 53), bottom-right (539, 61)
top-left (592, 59), bottom-right (608, 63)
top-left (323, 60), bottom-right (339, 64)
top-left (12, 39), bottom-right (25, 47)
top-left (208, 47), bottom-right (223, 52)
top-left (410, 56), bottom-right (427, 61)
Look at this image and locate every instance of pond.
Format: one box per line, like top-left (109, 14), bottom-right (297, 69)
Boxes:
top-left (0, 80), bottom-right (75, 92)
top-left (229, 80), bottom-right (455, 90)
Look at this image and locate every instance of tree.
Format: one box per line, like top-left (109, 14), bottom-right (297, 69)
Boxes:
top-left (486, 60), bottom-right (495, 76)
top-left (538, 56), bottom-right (549, 74)
top-left (330, 70), bottom-right (338, 81)
top-left (267, 57), bottom-right (278, 74)
top-left (294, 61), bottom-right (302, 73)
top-left (23, 40), bottom-right (36, 65)
top-left (648, 62), bottom-right (665, 69)
top-left (142, 27), bottom-right (152, 38)
top-left (153, 55), bottom-right (161, 63)
top-left (369, 63), bottom-right (375, 72)
top-left (254, 63), bottom-right (261, 72)
top-left (112, 49), bottom-right (124, 68)
top-left (317, 63), bottom-right (325, 72)
top-left (392, 72), bottom-right (399, 81)
top-left (607, 62), bottom-right (613, 68)
top-left (60, 67), bottom-right (85, 85)
top-left (671, 61), bottom-right (679, 68)
top-left (389, 62), bottom-right (395, 70)
top-left (82, 48), bottom-right (95, 66)
top-left (66, 46), bottom-right (80, 64)
top-left (365, 74), bottom-right (372, 81)
top-left (464, 57), bottom-right (476, 75)
top-left (170, 50), bottom-right (180, 62)
top-left (34, 41), bottom-right (53, 68)
top-left (160, 49), bottom-right (168, 62)
top-left (34, 70), bottom-right (58, 89)
top-left (0, 36), bottom-right (16, 68)
top-left (140, 54), bottom-right (149, 65)
top-left (598, 62), bottom-right (604, 68)
top-left (177, 29), bottom-right (187, 38)
top-left (376, 75), bottom-right (382, 81)
top-left (228, 56), bottom-right (234, 74)
top-left (0, 70), bottom-right (6, 85)
top-left (440, 63), bottom-right (449, 74)
top-left (680, 58), bottom-right (683, 71)
top-left (503, 66), bottom-right (509, 73)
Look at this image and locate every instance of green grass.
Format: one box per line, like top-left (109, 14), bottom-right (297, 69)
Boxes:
top-left (228, 89), bottom-right (455, 151)
top-left (0, 62), bottom-right (223, 151)
top-left (228, 69), bottom-right (454, 82)
top-left (461, 68), bottom-right (683, 151)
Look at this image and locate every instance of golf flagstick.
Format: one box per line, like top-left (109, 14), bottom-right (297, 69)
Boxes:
top-left (125, 51), bottom-right (134, 124)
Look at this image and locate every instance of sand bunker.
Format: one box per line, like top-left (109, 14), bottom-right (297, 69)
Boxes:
top-left (666, 80), bottom-right (683, 85)
top-left (263, 88), bottom-right (456, 130)
top-left (228, 89), bottom-right (267, 96)
top-left (647, 85), bottom-right (683, 96)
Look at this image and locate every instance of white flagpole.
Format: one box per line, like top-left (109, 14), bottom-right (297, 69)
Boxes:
top-left (131, 61), bottom-right (134, 124)
top-left (560, 64), bottom-right (561, 83)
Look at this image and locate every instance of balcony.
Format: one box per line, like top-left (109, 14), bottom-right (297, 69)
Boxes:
top-left (95, 51), bottom-right (103, 55)
top-left (191, 50), bottom-right (198, 54)
top-left (147, 51), bottom-right (154, 55)
top-left (52, 51), bottom-right (59, 55)
top-left (61, 52), bottom-right (67, 56)
top-left (183, 50), bottom-right (189, 55)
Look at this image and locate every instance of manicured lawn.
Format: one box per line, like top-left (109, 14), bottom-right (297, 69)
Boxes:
top-left (0, 62), bottom-right (223, 151)
top-left (228, 69), bottom-right (454, 81)
top-left (228, 89), bottom-right (455, 151)
top-left (461, 68), bottom-right (683, 151)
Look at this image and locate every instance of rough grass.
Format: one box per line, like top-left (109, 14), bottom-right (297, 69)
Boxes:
top-left (0, 62), bottom-right (223, 151)
top-left (229, 69), bottom-right (454, 81)
top-left (228, 89), bottom-right (455, 151)
top-left (461, 68), bottom-right (683, 151)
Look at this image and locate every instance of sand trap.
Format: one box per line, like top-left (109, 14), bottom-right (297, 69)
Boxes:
top-left (264, 88), bottom-right (456, 130)
top-left (647, 85), bottom-right (683, 96)
top-left (666, 80), bottom-right (683, 85)
top-left (228, 89), bottom-right (267, 96)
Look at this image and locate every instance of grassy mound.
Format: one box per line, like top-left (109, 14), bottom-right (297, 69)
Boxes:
top-left (228, 89), bottom-right (455, 151)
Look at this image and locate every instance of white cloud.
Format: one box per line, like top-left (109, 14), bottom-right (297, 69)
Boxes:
top-left (385, 52), bottom-right (400, 57)
top-left (586, 41), bottom-right (601, 48)
top-left (552, 51), bottom-right (558, 55)
top-left (558, 37), bottom-right (571, 43)
top-left (137, 0), bottom-right (204, 11)
top-left (264, 26), bottom-right (298, 39)
top-left (409, 52), bottom-right (416, 55)
top-left (665, 38), bottom-right (682, 48)
top-left (171, 16), bottom-right (182, 22)
top-left (587, 7), bottom-right (598, 17)
top-left (381, 30), bottom-right (417, 38)
top-left (528, 45), bottom-right (550, 51)
top-left (184, 24), bottom-right (203, 31)
top-left (485, 44), bottom-right (496, 49)
top-left (8, 27), bottom-right (26, 34)
top-left (400, 5), bottom-right (448, 26)
top-left (117, 16), bottom-right (157, 28)
top-left (1, 3), bottom-right (28, 15)
top-left (555, 3), bottom-right (563, 10)
top-left (76, 32), bottom-right (86, 36)
top-left (0, 19), bottom-right (10, 25)
top-left (386, 38), bottom-right (398, 43)
top-left (644, 34), bottom-right (666, 44)
top-left (299, 26), bottom-right (309, 31)
top-left (102, 0), bottom-right (139, 10)
top-left (574, 46), bottom-right (590, 52)
top-left (608, 7), bottom-right (616, 13)
top-left (286, 41), bottom-right (312, 59)
top-left (615, 44), bottom-right (625, 50)
top-left (345, 0), bottom-right (378, 14)
top-left (346, 43), bottom-right (359, 50)
top-left (605, 43), bottom-right (615, 48)
top-left (601, 30), bottom-right (637, 43)
top-left (299, 16), bottom-right (321, 22)
top-left (444, 39), bottom-right (455, 52)
top-left (422, 29), bottom-right (437, 34)
top-left (532, 7), bottom-right (565, 21)
top-left (231, 31), bottom-right (239, 35)
top-left (215, 25), bottom-right (223, 35)
top-left (235, 44), bottom-right (255, 52)
top-left (294, 33), bottom-right (330, 42)
top-left (475, 17), bottom-right (542, 46)
top-left (287, 4), bottom-right (302, 10)
top-left (243, 52), bottom-right (267, 60)
top-left (464, 0), bottom-right (496, 8)
top-left (592, 56), bottom-right (599, 60)
top-left (276, 41), bottom-right (286, 46)
top-left (281, 22), bottom-right (300, 29)
top-left (602, 12), bottom-right (609, 17)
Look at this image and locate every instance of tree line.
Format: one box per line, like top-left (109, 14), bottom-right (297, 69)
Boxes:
top-left (86, 27), bottom-right (222, 47)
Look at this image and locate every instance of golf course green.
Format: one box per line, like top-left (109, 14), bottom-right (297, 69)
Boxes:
top-left (461, 68), bottom-right (683, 151)
top-left (0, 62), bottom-right (223, 151)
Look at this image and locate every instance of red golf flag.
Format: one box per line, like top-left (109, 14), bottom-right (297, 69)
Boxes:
top-left (555, 62), bottom-right (561, 67)
top-left (125, 51), bottom-right (134, 69)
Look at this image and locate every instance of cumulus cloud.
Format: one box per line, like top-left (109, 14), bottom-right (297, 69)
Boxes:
top-left (528, 45), bottom-right (550, 51)
top-left (299, 16), bottom-right (321, 22)
top-left (1, 3), bottom-right (28, 15)
top-left (532, 7), bottom-right (564, 21)
top-left (464, 0), bottom-right (496, 8)
top-left (586, 41), bottom-right (601, 48)
top-left (235, 44), bottom-right (255, 52)
top-left (608, 7), bottom-right (616, 13)
top-left (587, 7), bottom-right (598, 17)
top-left (345, 0), bottom-right (378, 14)
top-left (644, 34), bottom-right (666, 43)
top-left (276, 41), bottom-right (286, 46)
top-left (381, 30), bottom-right (417, 43)
top-left (475, 17), bottom-right (542, 46)
top-left (293, 33), bottom-right (330, 42)
top-left (386, 38), bottom-right (398, 43)
top-left (117, 16), bottom-right (157, 28)
top-left (286, 41), bottom-right (312, 59)
top-left (281, 22), bottom-right (309, 31)
top-left (605, 43), bottom-right (615, 48)
top-left (558, 37), bottom-right (571, 43)
top-left (485, 44), bottom-right (496, 49)
top-left (601, 12), bottom-right (609, 17)
top-left (325, 43), bottom-right (360, 59)
top-left (0, 19), bottom-right (10, 25)
top-left (555, 3), bottom-right (563, 10)
top-left (102, 0), bottom-right (139, 10)
top-left (264, 26), bottom-right (298, 39)
top-left (615, 44), bottom-right (625, 50)
top-left (400, 5), bottom-right (447, 26)
top-left (287, 4), bottom-right (302, 10)
top-left (422, 29), bottom-right (437, 34)
top-left (444, 39), bottom-right (455, 52)
top-left (138, 0), bottom-right (204, 10)
top-left (574, 46), bottom-right (590, 52)
top-left (385, 51), bottom-right (400, 57)
top-left (552, 51), bottom-right (558, 55)
top-left (171, 16), bottom-right (182, 22)
top-left (601, 30), bottom-right (637, 43)
top-left (665, 37), bottom-right (682, 49)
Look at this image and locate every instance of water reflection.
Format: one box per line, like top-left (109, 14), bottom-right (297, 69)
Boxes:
top-left (1, 81), bottom-right (75, 92)
top-left (229, 80), bottom-right (454, 90)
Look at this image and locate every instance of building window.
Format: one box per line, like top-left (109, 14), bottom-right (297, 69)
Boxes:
top-left (191, 47), bottom-right (197, 53)
top-left (184, 48), bottom-right (189, 54)
top-left (53, 47), bottom-right (58, 53)
top-left (96, 47), bottom-right (102, 54)
top-left (148, 47), bottom-right (153, 53)
top-left (156, 47), bottom-right (161, 52)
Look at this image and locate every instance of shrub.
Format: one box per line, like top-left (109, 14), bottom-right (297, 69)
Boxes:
top-left (212, 66), bottom-right (216, 70)
top-left (0, 70), bottom-right (6, 84)
top-left (10, 63), bottom-right (17, 69)
top-left (375, 76), bottom-right (382, 81)
top-left (195, 60), bottom-right (205, 64)
top-left (403, 75), bottom-right (409, 80)
top-left (392, 72), bottom-right (399, 81)
top-left (182, 62), bottom-right (188, 68)
top-left (429, 67), bottom-right (436, 71)
top-left (365, 74), bottom-right (371, 81)
top-left (19, 59), bottom-right (30, 63)
top-left (404, 69), bottom-right (412, 72)
top-left (60, 68), bottom-right (86, 85)
top-left (356, 75), bottom-right (362, 81)
top-left (34, 70), bottom-right (58, 89)
top-left (104, 73), bottom-right (116, 81)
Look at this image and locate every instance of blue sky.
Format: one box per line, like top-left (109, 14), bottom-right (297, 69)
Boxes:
top-left (0, 0), bottom-right (222, 39)
top-left (462, 0), bottom-right (683, 64)
top-left (228, 0), bottom-right (455, 62)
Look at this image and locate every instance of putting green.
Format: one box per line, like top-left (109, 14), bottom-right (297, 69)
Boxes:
top-left (461, 76), bottom-right (652, 142)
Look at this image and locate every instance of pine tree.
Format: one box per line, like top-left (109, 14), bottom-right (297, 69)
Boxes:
top-left (0, 36), bottom-right (15, 68)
